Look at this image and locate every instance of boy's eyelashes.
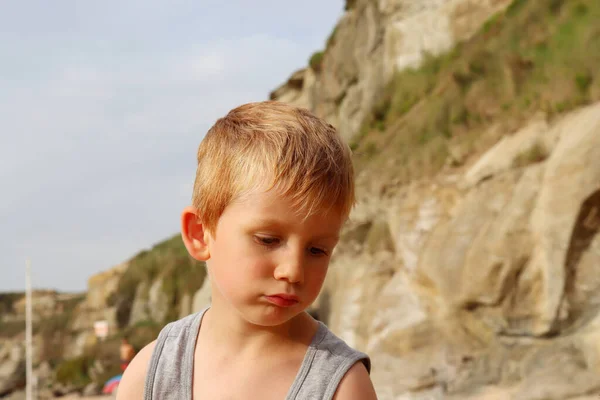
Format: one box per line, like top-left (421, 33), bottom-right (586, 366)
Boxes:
top-left (255, 235), bottom-right (280, 246)
top-left (253, 235), bottom-right (330, 256)
top-left (309, 247), bottom-right (329, 256)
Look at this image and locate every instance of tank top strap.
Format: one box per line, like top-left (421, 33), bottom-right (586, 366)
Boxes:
top-left (143, 308), bottom-right (206, 400)
top-left (285, 321), bottom-right (371, 400)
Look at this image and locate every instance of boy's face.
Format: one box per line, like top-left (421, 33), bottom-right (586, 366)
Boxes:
top-left (205, 187), bottom-right (344, 327)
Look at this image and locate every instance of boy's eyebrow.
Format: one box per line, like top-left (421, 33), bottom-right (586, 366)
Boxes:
top-left (317, 231), bottom-right (341, 239)
top-left (248, 217), bottom-right (287, 228)
top-left (249, 217), bottom-right (340, 240)
top-left (313, 233), bottom-right (340, 241)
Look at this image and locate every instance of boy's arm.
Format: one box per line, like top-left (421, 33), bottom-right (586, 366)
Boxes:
top-left (333, 361), bottom-right (378, 399)
top-left (116, 340), bottom-right (157, 400)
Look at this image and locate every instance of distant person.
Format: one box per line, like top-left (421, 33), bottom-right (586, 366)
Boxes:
top-left (117, 101), bottom-right (377, 399)
top-left (119, 336), bottom-right (136, 372)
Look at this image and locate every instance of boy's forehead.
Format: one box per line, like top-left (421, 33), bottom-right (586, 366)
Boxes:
top-left (234, 187), bottom-right (341, 216)
top-left (229, 190), bottom-right (343, 231)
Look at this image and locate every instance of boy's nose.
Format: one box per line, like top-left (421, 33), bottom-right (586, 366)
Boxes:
top-left (274, 252), bottom-right (304, 284)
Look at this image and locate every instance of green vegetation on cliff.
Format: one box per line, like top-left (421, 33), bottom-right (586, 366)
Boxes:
top-left (54, 319), bottom-right (164, 391)
top-left (309, 51), bottom-right (324, 73)
top-left (110, 234), bottom-right (206, 328)
top-left (0, 293), bottom-right (26, 338)
top-left (352, 0), bottom-right (600, 183)
top-left (35, 294), bottom-right (86, 363)
top-left (0, 293), bottom-right (22, 315)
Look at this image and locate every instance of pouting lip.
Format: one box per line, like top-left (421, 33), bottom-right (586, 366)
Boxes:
top-left (266, 293), bottom-right (299, 302)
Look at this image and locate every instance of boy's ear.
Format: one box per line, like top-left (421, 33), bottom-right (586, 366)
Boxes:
top-left (181, 206), bottom-right (211, 261)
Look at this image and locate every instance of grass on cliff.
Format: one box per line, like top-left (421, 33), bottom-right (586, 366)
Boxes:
top-left (110, 234), bottom-right (206, 328)
top-left (0, 292), bottom-right (23, 316)
top-left (54, 319), bottom-right (163, 390)
top-left (55, 356), bottom-right (92, 388)
top-left (309, 51), bottom-right (324, 72)
top-left (35, 295), bottom-right (86, 364)
top-left (0, 295), bottom-right (85, 343)
top-left (351, 0), bottom-right (600, 184)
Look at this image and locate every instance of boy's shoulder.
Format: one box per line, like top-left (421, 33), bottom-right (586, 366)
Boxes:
top-left (286, 321), bottom-right (374, 399)
top-left (118, 310), bottom-right (206, 400)
top-left (115, 339), bottom-right (157, 400)
top-left (311, 321), bottom-right (371, 373)
top-left (115, 312), bottom-right (204, 400)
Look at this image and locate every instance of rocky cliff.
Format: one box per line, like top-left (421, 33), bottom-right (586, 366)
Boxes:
top-left (314, 103), bottom-right (600, 399)
top-left (271, 0), bottom-right (513, 142)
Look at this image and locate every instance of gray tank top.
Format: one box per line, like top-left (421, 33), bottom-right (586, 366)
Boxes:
top-left (143, 307), bottom-right (370, 399)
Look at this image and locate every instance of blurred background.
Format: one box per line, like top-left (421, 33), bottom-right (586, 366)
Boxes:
top-left (1, 0), bottom-right (599, 399)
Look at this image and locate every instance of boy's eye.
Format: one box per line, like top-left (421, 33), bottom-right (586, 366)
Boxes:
top-left (309, 247), bottom-right (328, 256)
top-left (255, 236), bottom-right (280, 246)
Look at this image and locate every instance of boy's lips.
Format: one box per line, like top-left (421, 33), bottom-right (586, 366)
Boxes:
top-left (265, 293), bottom-right (299, 307)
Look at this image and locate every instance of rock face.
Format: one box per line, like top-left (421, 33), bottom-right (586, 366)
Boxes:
top-left (0, 340), bottom-right (25, 396)
top-left (129, 277), bottom-right (170, 325)
top-left (86, 263), bottom-right (127, 311)
top-left (12, 291), bottom-right (58, 321)
top-left (312, 102), bottom-right (600, 399)
top-left (271, 0), bottom-right (512, 142)
top-left (69, 262), bottom-right (128, 359)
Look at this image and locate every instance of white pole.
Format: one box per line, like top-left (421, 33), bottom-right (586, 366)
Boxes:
top-left (25, 258), bottom-right (33, 400)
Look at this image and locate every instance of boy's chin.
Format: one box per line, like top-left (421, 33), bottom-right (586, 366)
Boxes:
top-left (243, 305), bottom-right (304, 327)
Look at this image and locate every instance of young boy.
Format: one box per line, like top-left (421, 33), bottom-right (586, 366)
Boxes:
top-left (117, 101), bottom-right (377, 399)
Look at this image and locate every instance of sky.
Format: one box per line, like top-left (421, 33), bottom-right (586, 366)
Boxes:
top-left (0, 1), bottom-right (344, 292)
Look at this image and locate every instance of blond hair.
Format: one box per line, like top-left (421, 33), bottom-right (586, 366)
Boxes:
top-left (192, 100), bottom-right (355, 233)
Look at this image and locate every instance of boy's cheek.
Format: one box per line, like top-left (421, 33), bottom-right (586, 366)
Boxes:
top-left (234, 255), bottom-right (275, 278)
top-left (306, 267), bottom-right (328, 289)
